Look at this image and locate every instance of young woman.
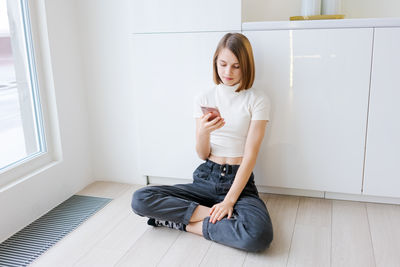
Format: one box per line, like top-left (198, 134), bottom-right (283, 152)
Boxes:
top-left (132, 33), bottom-right (273, 252)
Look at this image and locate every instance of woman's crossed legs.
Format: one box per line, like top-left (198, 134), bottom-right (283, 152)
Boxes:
top-left (131, 182), bottom-right (273, 252)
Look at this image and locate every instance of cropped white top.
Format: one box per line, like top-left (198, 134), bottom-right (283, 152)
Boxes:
top-left (193, 83), bottom-right (271, 157)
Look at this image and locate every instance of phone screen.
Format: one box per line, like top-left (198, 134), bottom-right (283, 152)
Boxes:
top-left (201, 106), bottom-right (221, 121)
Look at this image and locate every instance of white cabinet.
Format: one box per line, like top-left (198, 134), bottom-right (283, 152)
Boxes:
top-left (244, 28), bottom-right (373, 194)
top-left (132, 32), bottom-right (228, 179)
top-left (132, 25), bottom-right (400, 198)
top-left (132, 0), bottom-right (241, 33)
top-left (363, 28), bottom-right (400, 198)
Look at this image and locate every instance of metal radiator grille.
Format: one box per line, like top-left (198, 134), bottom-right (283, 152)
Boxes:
top-left (0, 195), bottom-right (111, 267)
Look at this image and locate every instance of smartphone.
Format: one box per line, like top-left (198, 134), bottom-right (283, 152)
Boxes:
top-left (201, 106), bottom-right (221, 121)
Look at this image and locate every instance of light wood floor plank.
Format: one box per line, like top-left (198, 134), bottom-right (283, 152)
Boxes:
top-left (367, 202), bottom-right (400, 267)
top-left (331, 200), bottom-right (375, 267)
top-left (243, 194), bottom-right (300, 267)
top-left (259, 192), bottom-right (270, 203)
top-left (76, 181), bottom-right (132, 199)
top-left (94, 212), bottom-right (149, 252)
top-left (287, 197), bottom-right (332, 267)
top-left (157, 231), bottom-right (212, 267)
top-left (115, 227), bottom-right (181, 267)
top-left (73, 248), bottom-right (126, 267)
top-left (30, 184), bottom-right (144, 267)
top-left (199, 241), bottom-right (247, 267)
top-left (73, 213), bottom-right (150, 265)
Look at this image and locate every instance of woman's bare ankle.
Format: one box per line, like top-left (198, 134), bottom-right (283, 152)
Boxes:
top-left (189, 205), bottom-right (211, 222)
top-left (186, 221), bottom-right (203, 236)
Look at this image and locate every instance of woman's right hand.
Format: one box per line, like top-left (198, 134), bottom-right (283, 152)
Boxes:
top-left (199, 113), bottom-right (225, 135)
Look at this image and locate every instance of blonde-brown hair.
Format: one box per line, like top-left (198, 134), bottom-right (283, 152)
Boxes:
top-left (213, 33), bottom-right (255, 92)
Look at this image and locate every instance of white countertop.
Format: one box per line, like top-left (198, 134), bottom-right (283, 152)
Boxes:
top-left (242, 17), bottom-right (400, 31)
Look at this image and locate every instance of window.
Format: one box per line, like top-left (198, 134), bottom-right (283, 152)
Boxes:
top-left (0, 0), bottom-right (60, 189)
top-left (0, 0), bottom-right (46, 171)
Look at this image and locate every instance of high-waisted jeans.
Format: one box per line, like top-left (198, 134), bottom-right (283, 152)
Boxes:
top-left (131, 159), bottom-right (273, 252)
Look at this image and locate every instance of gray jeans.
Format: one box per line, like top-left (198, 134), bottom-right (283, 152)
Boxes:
top-left (131, 159), bottom-right (273, 252)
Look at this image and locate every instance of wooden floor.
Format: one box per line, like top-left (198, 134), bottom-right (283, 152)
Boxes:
top-left (30, 181), bottom-right (400, 267)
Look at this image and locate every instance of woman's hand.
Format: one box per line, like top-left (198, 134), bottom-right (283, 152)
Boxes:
top-left (209, 200), bottom-right (234, 224)
top-left (195, 113), bottom-right (224, 160)
top-left (199, 113), bottom-right (225, 135)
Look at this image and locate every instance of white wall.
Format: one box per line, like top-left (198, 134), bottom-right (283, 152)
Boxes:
top-left (76, 0), bottom-right (144, 185)
top-left (242, 0), bottom-right (400, 21)
top-left (0, 0), bottom-right (93, 242)
top-left (341, 0), bottom-right (400, 19)
top-left (242, 0), bottom-right (302, 22)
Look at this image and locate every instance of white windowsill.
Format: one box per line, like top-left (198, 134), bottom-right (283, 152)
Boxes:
top-left (0, 157), bottom-right (62, 193)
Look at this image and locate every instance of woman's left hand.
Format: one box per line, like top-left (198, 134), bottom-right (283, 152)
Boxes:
top-left (209, 200), bottom-right (234, 224)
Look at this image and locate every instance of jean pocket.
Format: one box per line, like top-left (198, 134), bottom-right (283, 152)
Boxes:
top-left (193, 164), bottom-right (210, 181)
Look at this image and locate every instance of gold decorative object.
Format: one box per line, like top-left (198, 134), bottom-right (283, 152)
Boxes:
top-left (290, 14), bottom-right (345, 20)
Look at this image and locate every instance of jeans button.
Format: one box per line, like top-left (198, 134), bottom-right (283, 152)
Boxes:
top-left (221, 172), bottom-right (225, 176)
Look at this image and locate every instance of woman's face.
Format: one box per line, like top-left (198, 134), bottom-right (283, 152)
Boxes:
top-left (217, 48), bottom-right (242, 86)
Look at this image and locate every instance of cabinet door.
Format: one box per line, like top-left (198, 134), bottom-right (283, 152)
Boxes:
top-left (363, 28), bottom-right (400, 198)
top-left (132, 32), bottom-right (227, 179)
top-left (132, 0), bottom-right (241, 33)
top-left (244, 28), bottom-right (373, 194)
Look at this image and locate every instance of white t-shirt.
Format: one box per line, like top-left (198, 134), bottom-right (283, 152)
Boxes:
top-left (193, 83), bottom-right (271, 157)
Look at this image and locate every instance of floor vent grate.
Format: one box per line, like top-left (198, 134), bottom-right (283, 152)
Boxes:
top-left (0, 195), bottom-right (111, 267)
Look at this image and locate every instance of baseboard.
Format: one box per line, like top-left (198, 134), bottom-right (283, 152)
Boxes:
top-left (257, 185), bottom-right (325, 198)
top-left (148, 176), bottom-right (192, 186)
top-left (325, 191), bottom-right (400, 205)
top-left (148, 176), bottom-right (400, 205)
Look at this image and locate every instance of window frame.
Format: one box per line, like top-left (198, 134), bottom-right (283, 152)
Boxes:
top-left (0, 0), bottom-right (62, 191)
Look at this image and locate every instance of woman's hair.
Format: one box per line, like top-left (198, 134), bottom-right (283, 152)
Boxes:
top-left (213, 33), bottom-right (255, 92)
